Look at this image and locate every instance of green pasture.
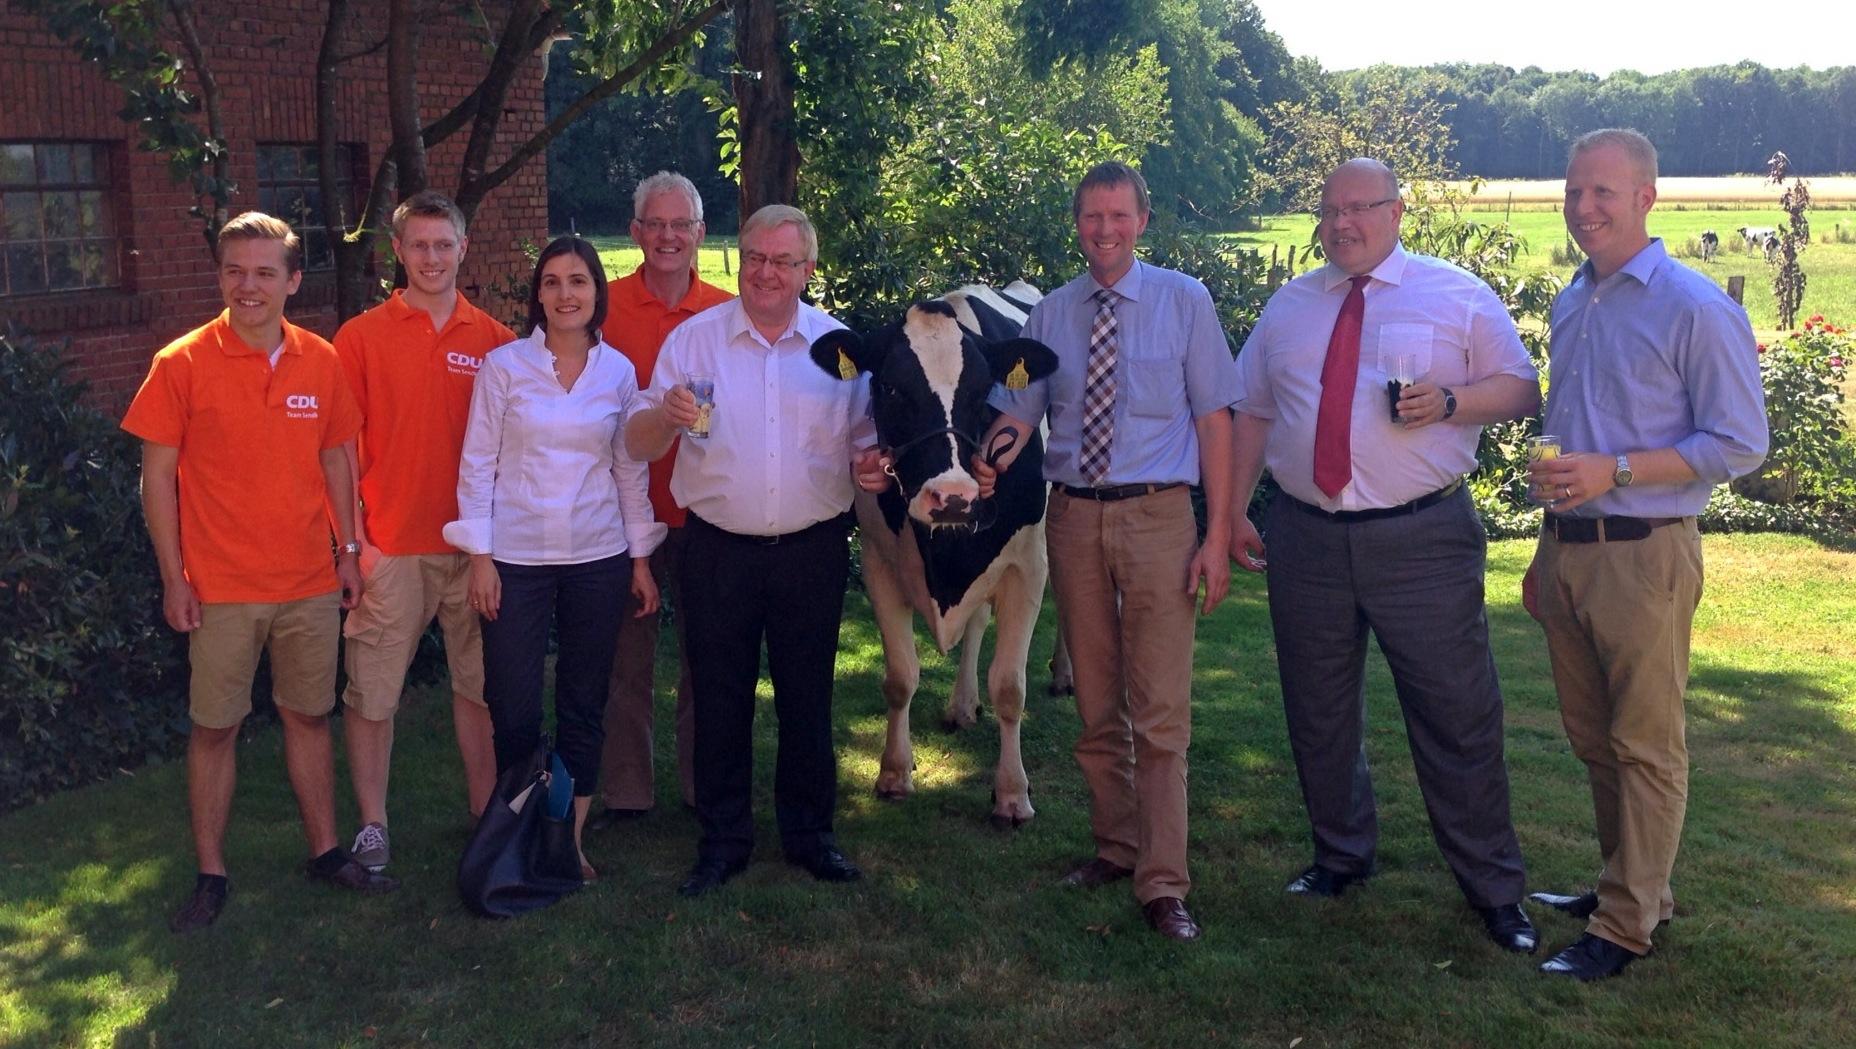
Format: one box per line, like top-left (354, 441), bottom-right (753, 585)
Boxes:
top-left (1225, 209), bottom-right (1856, 336)
top-left (5, 533), bottom-right (1854, 1048)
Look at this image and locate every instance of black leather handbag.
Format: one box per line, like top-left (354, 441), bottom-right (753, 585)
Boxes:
top-left (457, 738), bottom-right (582, 918)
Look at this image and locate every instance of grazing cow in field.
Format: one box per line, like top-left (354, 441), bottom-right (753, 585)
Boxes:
top-left (810, 283), bottom-right (1063, 826)
top-left (1737, 225), bottom-right (1776, 249)
top-left (1699, 229), bottom-right (1719, 261)
top-left (1763, 232), bottom-right (1781, 261)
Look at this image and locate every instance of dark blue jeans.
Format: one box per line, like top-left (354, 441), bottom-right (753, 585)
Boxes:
top-left (480, 553), bottom-right (629, 796)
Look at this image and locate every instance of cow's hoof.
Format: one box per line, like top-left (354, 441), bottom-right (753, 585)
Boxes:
top-left (1046, 680), bottom-right (1075, 696)
top-left (941, 711), bottom-right (980, 733)
top-left (874, 771), bottom-right (914, 800)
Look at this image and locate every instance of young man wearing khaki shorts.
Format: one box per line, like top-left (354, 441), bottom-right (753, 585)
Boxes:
top-left (334, 191), bottom-right (514, 870)
top-left (123, 211), bottom-right (400, 933)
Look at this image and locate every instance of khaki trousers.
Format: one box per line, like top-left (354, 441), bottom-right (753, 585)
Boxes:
top-left (598, 526), bottom-right (696, 810)
top-left (1046, 486), bottom-right (1199, 904)
top-left (1535, 519), bottom-right (1702, 955)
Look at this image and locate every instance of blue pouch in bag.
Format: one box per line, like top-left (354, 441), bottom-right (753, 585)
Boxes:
top-left (546, 750), bottom-right (573, 821)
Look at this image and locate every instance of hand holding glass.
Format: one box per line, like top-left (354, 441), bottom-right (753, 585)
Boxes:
top-left (1386, 353), bottom-right (1418, 422)
top-left (686, 375), bottom-right (715, 439)
top-left (1527, 435), bottom-right (1562, 505)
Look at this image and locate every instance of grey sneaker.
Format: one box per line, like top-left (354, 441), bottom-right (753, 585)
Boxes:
top-left (351, 822), bottom-right (390, 872)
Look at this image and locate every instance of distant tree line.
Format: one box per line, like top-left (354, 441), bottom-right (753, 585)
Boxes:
top-left (1357, 62), bottom-right (1856, 179)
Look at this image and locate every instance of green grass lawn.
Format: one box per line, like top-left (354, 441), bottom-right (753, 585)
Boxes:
top-left (4, 533), bottom-right (1853, 1048)
top-left (1224, 209), bottom-right (1856, 336)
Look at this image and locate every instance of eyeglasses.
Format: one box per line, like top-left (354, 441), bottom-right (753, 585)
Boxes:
top-left (1317, 198), bottom-right (1399, 223)
top-left (740, 251), bottom-right (809, 272)
top-left (637, 219), bottom-right (698, 235)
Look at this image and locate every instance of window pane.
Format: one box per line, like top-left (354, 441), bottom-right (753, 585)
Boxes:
top-left (3, 192), bottom-right (42, 240)
top-left (73, 144), bottom-right (99, 185)
top-left (38, 144), bottom-right (73, 184)
top-left (279, 189), bottom-right (311, 226)
top-left (78, 191), bottom-right (108, 236)
top-left (45, 239), bottom-right (79, 290)
top-left (300, 146), bottom-right (320, 180)
top-left (301, 186), bottom-right (323, 224)
top-left (42, 191), bottom-right (79, 238)
top-left (0, 144), bottom-right (32, 186)
top-left (7, 243), bottom-right (45, 293)
top-left (305, 229), bottom-right (331, 270)
top-left (270, 147), bottom-right (298, 182)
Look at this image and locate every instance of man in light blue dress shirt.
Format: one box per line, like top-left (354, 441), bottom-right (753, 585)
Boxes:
top-left (1524, 128), bottom-right (1768, 981)
top-left (982, 162), bottom-right (1237, 941)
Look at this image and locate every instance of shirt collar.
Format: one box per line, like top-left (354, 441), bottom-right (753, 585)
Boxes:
top-left (385, 288), bottom-right (479, 328)
top-left (1321, 242), bottom-right (1408, 293)
top-left (1090, 259), bottom-right (1146, 303)
top-left (725, 298), bottom-right (808, 350)
top-left (1578, 237), bottom-right (1667, 289)
top-left (620, 265), bottom-right (711, 313)
top-left (213, 311), bottom-right (303, 357)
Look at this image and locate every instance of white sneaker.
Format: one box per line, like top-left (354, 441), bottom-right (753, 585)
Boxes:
top-left (351, 822), bottom-right (390, 872)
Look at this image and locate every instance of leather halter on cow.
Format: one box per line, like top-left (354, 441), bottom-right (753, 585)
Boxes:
top-left (810, 282), bottom-right (1067, 826)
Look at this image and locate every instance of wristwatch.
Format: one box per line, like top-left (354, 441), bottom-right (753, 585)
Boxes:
top-left (1612, 454), bottom-right (1634, 488)
top-left (1440, 387), bottom-right (1458, 420)
top-left (336, 540), bottom-right (363, 558)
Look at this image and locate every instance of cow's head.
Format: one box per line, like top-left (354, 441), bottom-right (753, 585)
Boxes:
top-left (812, 300), bottom-right (1056, 527)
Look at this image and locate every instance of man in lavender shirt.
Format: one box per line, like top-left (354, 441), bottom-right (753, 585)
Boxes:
top-left (1524, 129), bottom-right (1767, 981)
top-left (1229, 158), bottom-right (1542, 956)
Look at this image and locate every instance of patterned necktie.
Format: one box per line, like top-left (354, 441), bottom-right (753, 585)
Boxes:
top-left (1312, 275), bottom-right (1369, 499)
top-left (1079, 288), bottom-right (1121, 485)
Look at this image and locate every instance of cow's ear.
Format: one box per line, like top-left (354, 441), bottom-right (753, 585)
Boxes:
top-left (983, 338), bottom-right (1059, 387)
top-left (810, 330), bottom-right (879, 381)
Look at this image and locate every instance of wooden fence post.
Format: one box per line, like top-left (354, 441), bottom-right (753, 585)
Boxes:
top-left (1727, 275), bottom-right (1745, 304)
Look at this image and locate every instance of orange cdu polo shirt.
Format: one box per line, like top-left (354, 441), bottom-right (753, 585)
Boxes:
top-left (599, 266), bottom-right (734, 527)
top-left (334, 290), bottom-right (515, 554)
top-left (122, 312), bottom-right (363, 604)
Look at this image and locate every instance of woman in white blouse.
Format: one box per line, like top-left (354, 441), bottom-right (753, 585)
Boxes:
top-left (444, 236), bottom-right (664, 881)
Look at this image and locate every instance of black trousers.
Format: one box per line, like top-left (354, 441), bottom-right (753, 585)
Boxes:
top-left (681, 514), bottom-right (851, 865)
top-left (1263, 486), bottom-right (1526, 908)
top-left (480, 553), bottom-right (629, 796)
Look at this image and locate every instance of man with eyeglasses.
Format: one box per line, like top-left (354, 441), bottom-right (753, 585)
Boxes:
top-left (1227, 158), bottom-right (1544, 956)
top-left (588, 172), bottom-right (734, 828)
top-left (626, 204), bottom-right (884, 897)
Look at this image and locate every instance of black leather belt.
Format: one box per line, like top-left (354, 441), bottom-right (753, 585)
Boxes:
top-left (687, 512), bottom-right (850, 546)
top-left (1056, 482), bottom-right (1184, 502)
top-left (1285, 479), bottom-right (1463, 522)
top-left (1544, 513), bottom-right (1685, 543)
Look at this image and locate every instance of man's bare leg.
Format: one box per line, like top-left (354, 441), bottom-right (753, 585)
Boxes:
top-left (278, 708), bottom-right (339, 856)
top-left (453, 693), bottom-right (496, 818)
top-left (342, 710), bottom-right (394, 828)
top-left (187, 723), bottom-right (241, 875)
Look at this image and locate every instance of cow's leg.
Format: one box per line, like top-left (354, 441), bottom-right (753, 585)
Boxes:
top-left (863, 552), bottom-right (921, 800)
top-left (986, 563), bottom-right (1041, 827)
top-left (1047, 617), bottom-right (1074, 696)
top-left (943, 606), bottom-right (988, 731)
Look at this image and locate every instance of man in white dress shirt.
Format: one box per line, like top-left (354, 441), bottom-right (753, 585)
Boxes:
top-left (625, 204), bottom-right (883, 897)
top-left (1228, 158), bottom-right (1543, 954)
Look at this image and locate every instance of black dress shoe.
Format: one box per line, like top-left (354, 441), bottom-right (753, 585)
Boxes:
top-left (1284, 863), bottom-right (1373, 898)
top-left (787, 847), bottom-right (862, 883)
top-left (305, 854), bottom-right (400, 895)
top-left (1143, 897), bottom-right (1202, 941)
top-left (677, 858), bottom-right (746, 897)
top-left (1058, 857), bottom-right (1135, 889)
top-left (1477, 902), bottom-right (1540, 954)
top-left (1539, 933), bottom-right (1641, 981)
top-left (1529, 889), bottom-right (1599, 919)
top-left (587, 806), bottom-right (649, 832)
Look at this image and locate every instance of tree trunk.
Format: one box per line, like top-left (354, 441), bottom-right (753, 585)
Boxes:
top-left (387, 0), bottom-right (428, 197)
top-left (733, 0), bottom-right (798, 220)
top-left (317, 0), bottom-right (396, 321)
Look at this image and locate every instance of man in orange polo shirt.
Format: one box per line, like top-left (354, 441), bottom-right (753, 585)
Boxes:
top-left (333, 191), bottom-right (516, 871)
top-left (123, 211), bottom-right (399, 934)
top-left (590, 171), bottom-right (734, 825)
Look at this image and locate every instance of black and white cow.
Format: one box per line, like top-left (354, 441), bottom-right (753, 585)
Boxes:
top-left (1699, 229), bottom-right (1719, 261)
top-left (810, 283), bottom-right (1061, 826)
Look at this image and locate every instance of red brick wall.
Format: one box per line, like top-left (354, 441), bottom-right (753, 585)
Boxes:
top-left (0, 0), bottom-right (548, 409)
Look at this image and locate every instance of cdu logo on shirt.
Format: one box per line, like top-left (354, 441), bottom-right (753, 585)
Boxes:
top-left (445, 351), bottom-right (483, 376)
top-left (284, 393), bottom-right (321, 419)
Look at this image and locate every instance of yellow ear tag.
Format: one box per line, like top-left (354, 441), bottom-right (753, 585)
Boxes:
top-left (1005, 358), bottom-right (1030, 390)
top-left (837, 348), bottom-right (857, 380)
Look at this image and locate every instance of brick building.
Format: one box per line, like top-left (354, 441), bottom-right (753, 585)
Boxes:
top-left (0, 0), bottom-right (549, 408)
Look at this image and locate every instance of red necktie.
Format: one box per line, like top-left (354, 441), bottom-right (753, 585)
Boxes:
top-left (1313, 275), bottom-right (1368, 499)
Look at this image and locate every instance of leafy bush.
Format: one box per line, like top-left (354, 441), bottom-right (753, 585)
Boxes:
top-left (1, 327), bottom-right (189, 810)
top-left (1735, 318), bottom-right (1855, 508)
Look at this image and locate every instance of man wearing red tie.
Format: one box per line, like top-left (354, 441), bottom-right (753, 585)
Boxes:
top-left (1227, 158), bottom-right (1543, 955)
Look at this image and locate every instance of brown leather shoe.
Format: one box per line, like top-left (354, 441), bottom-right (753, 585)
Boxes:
top-left (1143, 897), bottom-right (1201, 941)
top-left (1059, 857), bottom-right (1135, 889)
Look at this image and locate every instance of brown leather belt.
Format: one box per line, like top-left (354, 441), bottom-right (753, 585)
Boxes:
top-left (1543, 513), bottom-right (1685, 543)
top-left (1056, 482), bottom-right (1184, 502)
top-left (1284, 479), bottom-right (1463, 523)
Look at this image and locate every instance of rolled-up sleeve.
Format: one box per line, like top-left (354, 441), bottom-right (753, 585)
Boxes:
top-left (1673, 300), bottom-right (1770, 483)
top-left (611, 375), bottom-right (666, 557)
top-left (988, 301), bottom-right (1053, 423)
top-left (1231, 307), bottom-right (1278, 420)
top-left (443, 354), bottom-right (507, 556)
